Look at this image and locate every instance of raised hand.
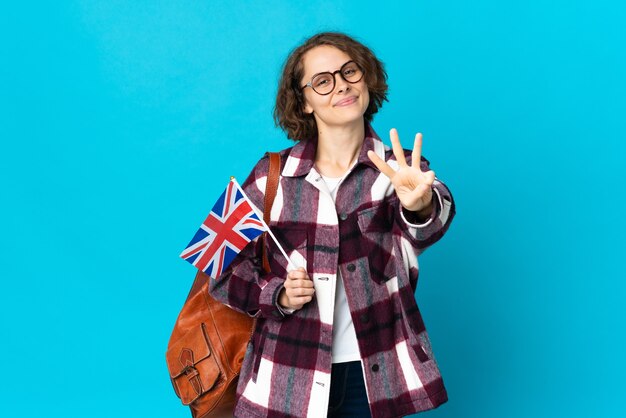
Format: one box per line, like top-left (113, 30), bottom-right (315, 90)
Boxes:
top-left (367, 128), bottom-right (435, 215)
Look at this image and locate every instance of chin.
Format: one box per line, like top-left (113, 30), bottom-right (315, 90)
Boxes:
top-left (315, 107), bottom-right (368, 129)
top-left (340, 109), bottom-right (368, 124)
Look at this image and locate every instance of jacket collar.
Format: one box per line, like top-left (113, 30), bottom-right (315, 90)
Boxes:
top-left (281, 123), bottom-right (387, 177)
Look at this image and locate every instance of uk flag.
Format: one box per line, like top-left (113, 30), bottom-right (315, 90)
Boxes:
top-left (180, 179), bottom-right (267, 279)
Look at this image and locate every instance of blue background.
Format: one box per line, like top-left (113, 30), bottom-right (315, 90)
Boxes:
top-left (1, 1), bottom-right (625, 417)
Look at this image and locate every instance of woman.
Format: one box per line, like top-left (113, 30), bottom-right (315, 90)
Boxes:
top-left (210, 32), bottom-right (455, 418)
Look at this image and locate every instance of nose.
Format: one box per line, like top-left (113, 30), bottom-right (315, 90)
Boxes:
top-left (334, 73), bottom-right (350, 94)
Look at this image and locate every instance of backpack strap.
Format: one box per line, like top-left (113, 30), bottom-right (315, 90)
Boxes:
top-left (262, 152), bottom-right (281, 273)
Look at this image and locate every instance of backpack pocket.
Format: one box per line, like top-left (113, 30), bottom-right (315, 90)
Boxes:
top-left (167, 323), bottom-right (221, 405)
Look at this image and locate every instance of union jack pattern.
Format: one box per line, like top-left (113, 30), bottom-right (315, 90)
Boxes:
top-left (180, 179), bottom-right (267, 279)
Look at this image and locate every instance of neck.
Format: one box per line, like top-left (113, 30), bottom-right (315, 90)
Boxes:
top-left (314, 119), bottom-right (365, 177)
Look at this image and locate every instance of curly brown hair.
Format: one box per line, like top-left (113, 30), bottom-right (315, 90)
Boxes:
top-left (273, 32), bottom-right (388, 141)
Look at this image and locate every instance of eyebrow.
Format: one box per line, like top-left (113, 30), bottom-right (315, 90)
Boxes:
top-left (309, 60), bottom-right (354, 79)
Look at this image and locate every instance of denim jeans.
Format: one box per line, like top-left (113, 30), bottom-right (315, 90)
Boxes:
top-left (327, 361), bottom-right (371, 417)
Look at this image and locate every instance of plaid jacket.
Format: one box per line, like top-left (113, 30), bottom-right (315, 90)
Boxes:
top-left (209, 125), bottom-right (455, 418)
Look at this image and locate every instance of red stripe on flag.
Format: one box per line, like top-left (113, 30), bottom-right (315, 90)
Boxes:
top-left (242, 218), bottom-right (264, 228)
top-left (181, 242), bottom-right (206, 260)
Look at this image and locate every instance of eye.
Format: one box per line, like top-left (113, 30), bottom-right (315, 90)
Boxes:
top-left (343, 64), bottom-right (359, 78)
top-left (313, 74), bottom-right (332, 88)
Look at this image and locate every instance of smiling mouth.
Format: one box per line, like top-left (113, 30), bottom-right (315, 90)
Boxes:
top-left (334, 96), bottom-right (358, 106)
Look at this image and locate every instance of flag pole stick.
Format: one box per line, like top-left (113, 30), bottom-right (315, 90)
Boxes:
top-left (232, 178), bottom-right (298, 271)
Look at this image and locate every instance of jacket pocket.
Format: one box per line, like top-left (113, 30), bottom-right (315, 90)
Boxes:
top-left (413, 341), bottom-right (431, 363)
top-left (357, 203), bottom-right (397, 284)
top-left (416, 331), bottom-right (437, 363)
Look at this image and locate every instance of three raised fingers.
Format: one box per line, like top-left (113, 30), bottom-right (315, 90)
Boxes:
top-left (367, 129), bottom-right (426, 178)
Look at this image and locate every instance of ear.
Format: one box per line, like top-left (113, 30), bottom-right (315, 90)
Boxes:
top-left (303, 100), bottom-right (313, 115)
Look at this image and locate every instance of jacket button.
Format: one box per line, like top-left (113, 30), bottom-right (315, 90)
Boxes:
top-left (371, 364), bottom-right (379, 372)
top-left (360, 314), bottom-right (369, 323)
top-left (347, 264), bottom-right (356, 272)
top-left (339, 212), bottom-right (348, 220)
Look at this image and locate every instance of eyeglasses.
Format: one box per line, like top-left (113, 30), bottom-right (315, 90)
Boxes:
top-left (301, 61), bottom-right (364, 95)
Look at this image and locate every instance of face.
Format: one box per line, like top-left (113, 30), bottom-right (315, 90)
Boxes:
top-left (300, 45), bottom-right (370, 131)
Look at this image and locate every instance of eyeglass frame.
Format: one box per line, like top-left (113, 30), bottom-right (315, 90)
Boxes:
top-left (300, 60), bottom-right (365, 96)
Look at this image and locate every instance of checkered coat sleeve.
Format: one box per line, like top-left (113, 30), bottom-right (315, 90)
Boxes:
top-left (209, 126), bottom-right (455, 418)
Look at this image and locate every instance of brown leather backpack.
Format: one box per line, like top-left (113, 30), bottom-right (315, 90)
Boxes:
top-left (166, 153), bottom-right (281, 417)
